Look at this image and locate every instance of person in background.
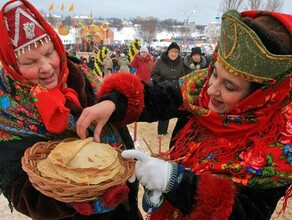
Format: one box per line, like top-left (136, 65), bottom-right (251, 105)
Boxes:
top-left (119, 53), bottom-right (130, 72)
top-left (130, 46), bottom-right (154, 82)
top-left (87, 55), bottom-right (95, 70)
top-left (183, 46), bottom-right (209, 74)
top-left (77, 9), bottom-right (292, 219)
top-left (111, 53), bottom-right (120, 72)
top-left (0, 1), bottom-right (142, 219)
top-left (81, 57), bottom-right (88, 70)
top-left (151, 42), bottom-right (184, 136)
top-left (101, 53), bottom-right (113, 77)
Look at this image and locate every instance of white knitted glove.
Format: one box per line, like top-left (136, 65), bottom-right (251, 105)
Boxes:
top-left (121, 150), bottom-right (172, 203)
top-left (122, 150), bottom-right (185, 213)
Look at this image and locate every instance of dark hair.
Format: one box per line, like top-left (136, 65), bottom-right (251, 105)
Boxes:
top-left (249, 81), bottom-right (263, 94)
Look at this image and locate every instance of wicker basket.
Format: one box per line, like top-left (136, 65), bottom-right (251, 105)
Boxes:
top-left (21, 139), bottom-right (134, 203)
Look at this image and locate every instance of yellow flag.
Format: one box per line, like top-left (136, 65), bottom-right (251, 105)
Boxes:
top-left (68, 4), bottom-right (74, 12)
top-left (48, 3), bottom-right (54, 11)
top-left (60, 3), bottom-right (64, 11)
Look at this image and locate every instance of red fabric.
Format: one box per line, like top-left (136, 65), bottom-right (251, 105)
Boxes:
top-left (148, 175), bottom-right (237, 220)
top-left (130, 54), bottom-right (154, 82)
top-left (188, 174), bottom-right (237, 220)
top-left (97, 72), bottom-right (144, 127)
top-left (102, 184), bottom-right (130, 207)
top-left (171, 64), bottom-right (292, 176)
top-left (0, 0), bottom-right (81, 134)
top-left (148, 200), bottom-right (183, 220)
top-left (4, 1), bottom-right (47, 51)
top-left (180, 69), bottom-right (290, 140)
top-left (0, 0), bottom-right (68, 87)
top-left (30, 86), bottom-right (81, 133)
top-left (71, 202), bottom-right (93, 216)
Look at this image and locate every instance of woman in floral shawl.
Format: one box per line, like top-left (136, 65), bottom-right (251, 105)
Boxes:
top-left (77, 10), bottom-right (292, 219)
top-left (0, 0), bottom-right (142, 219)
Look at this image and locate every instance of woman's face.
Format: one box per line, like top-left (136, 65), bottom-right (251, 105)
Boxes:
top-left (192, 54), bottom-right (201, 62)
top-left (140, 51), bottom-right (148, 57)
top-left (207, 62), bottom-right (251, 113)
top-left (18, 40), bottom-right (60, 89)
top-left (168, 48), bottom-right (180, 61)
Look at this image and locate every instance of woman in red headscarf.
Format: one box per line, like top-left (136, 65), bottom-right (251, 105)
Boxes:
top-left (77, 10), bottom-right (292, 219)
top-left (0, 1), bottom-right (142, 219)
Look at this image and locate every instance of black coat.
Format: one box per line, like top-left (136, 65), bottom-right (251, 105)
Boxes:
top-left (151, 52), bottom-right (185, 83)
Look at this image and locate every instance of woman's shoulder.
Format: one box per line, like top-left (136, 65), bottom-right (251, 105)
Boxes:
top-left (0, 136), bottom-right (46, 161)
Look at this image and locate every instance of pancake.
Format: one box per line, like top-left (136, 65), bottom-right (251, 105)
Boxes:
top-left (37, 137), bottom-right (125, 184)
top-left (53, 156), bottom-right (124, 184)
top-left (48, 137), bottom-right (118, 170)
top-left (37, 158), bottom-right (69, 182)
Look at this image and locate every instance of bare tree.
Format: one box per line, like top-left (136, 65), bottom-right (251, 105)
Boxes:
top-left (263, 0), bottom-right (283, 11)
top-left (244, 0), bottom-right (283, 11)
top-left (136, 17), bottom-right (159, 45)
top-left (244, 0), bottom-right (262, 10)
top-left (219, 0), bottom-right (244, 14)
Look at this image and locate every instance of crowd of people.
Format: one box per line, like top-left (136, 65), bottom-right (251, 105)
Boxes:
top-left (0, 0), bottom-right (292, 220)
top-left (78, 43), bottom-right (212, 81)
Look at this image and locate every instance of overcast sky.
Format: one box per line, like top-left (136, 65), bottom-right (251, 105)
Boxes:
top-left (1, 0), bottom-right (292, 25)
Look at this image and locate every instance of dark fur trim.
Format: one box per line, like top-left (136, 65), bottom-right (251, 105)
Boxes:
top-left (97, 73), bottom-right (144, 127)
top-left (242, 17), bottom-right (292, 55)
top-left (188, 174), bottom-right (237, 219)
top-left (66, 59), bottom-right (96, 116)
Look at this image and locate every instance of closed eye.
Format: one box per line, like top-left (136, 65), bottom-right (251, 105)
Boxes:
top-left (45, 49), bottom-right (54, 56)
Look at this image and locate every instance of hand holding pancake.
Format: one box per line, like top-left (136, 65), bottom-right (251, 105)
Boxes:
top-left (76, 100), bottom-right (116, 142)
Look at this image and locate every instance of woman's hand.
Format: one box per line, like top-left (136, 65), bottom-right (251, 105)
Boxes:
top-left (122, 150), bottom-right (185, 212)
top-left (76, 100), bottom-right (116, 142)
top-left (122, 150), bottom-right (173, 191)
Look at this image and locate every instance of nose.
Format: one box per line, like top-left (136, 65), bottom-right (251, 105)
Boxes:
top-left (38, 57), bottom-right (51, 73)
top-left (207, 81), bottom-right (221, 97)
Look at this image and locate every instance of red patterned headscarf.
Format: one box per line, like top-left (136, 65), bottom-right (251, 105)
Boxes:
top-left (0, 0), bottom-right (80, 133)
top-left (171, 10), bottom-right (292, 188)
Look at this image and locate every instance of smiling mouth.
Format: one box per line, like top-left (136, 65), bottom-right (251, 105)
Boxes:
top-left (40, 73), bottom-right (54, 81)
top-left (211, 97), bottom-right (223, 106)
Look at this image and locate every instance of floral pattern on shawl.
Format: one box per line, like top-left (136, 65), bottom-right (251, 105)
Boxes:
top-left (171, 69), bottom-right (292, 189)
top-left (0, 72), bottom-right (50, 139)
top-left (0, 66), bottom-right (122, 146)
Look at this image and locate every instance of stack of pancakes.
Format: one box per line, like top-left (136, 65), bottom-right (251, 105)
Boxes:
top-left (37, 137), bottom-right (125, 185)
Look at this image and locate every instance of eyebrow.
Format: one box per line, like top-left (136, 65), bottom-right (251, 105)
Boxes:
top-left (214, 65), bottom-right (242, 88)
top-left (224, 77), bottom-right (245, 90)
top-left (224, 78), bottom-right (235, 85)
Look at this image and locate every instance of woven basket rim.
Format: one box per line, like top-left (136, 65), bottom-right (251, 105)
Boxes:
top-left (21, 139), bottom-right (134, 203)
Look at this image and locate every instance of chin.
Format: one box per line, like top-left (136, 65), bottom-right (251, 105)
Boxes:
top-left (43, 81), bottom-right (58, 89)
top-left (208, 103), bottom-right (224, 113)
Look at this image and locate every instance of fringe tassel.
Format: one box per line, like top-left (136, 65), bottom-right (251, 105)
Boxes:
top-left (277, 185), bottom-right (292, 217)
